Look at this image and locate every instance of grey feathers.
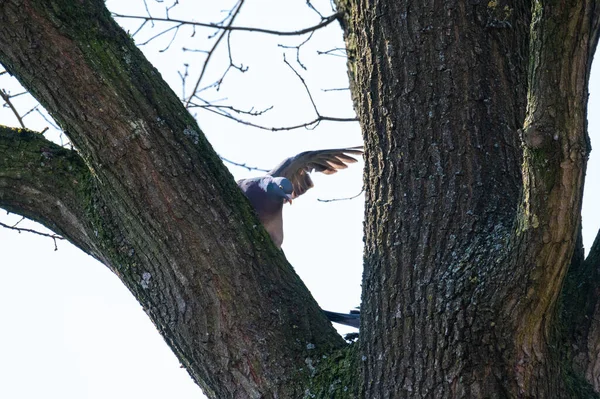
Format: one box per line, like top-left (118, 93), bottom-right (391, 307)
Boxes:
top-left (237, 147), bottom-right (363, 248)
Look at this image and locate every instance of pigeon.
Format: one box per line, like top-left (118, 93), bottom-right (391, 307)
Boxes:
top-left (237, 147), bottom-right (363, 248)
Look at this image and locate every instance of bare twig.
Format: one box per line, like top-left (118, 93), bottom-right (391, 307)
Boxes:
top-left (178, 63), bottom-right (189, 100)
top-left (21, 104), bottom-right (39, 119)
top-left (182, 47), bottom-right (210, 53)
top-left (189, 102), bottom-right (273, 117)
top-left (225, 29), bottom-right (248, 74)
top-left (278, 31), bottom-right (315, 70)
top-left (220, 156), bottom-right (270, 172)
top-left (0, 220), bottom-right (64, 250)
top-left (32, 108), bottom-right (69, 146)
top-left (35, 109), bottom-right (60, 130)
top-left (11, 216), bottom-right (25, 227)
top-left (165, 0), bottom-right (179, 16)
top-left (322, 87), bottom-right (351, 92)
top-left (317, 189), bottom-right (364, 203)
top-left (199, 104), bottom-right (357, 131)
top-left (306, 0), bottom-right (325, 19)
top-left (283, 54), bottom-right (320, 116)
top-left (194, 28), bottom-right (249, 96)
top-left (185, 0), bottom-right (245, 107)
top-left (142, 0), bottom-right (155, 26)
top-left (158, 24), bottom-right (181, 52)
top-left (0, 89), bottom-right (26, 128)
top-left (131, 19), bottom-right (149, 38)
top-left (184, 50), bottom-right (357, 132)
top-left (138, 22), bottom-right (182, 46)
top-left (188, 93), bottom-right (356, 131)
top-left (317, 47), bottom-right (347, 57)
top-left (7, 91), bottom-right (27, 99)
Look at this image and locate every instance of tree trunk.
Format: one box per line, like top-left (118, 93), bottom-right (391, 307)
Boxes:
top-left (336, 0), bottom-right (600, 396)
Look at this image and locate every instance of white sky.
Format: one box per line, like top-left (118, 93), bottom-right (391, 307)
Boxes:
top-left (0, 1), bottom-right (598, 398)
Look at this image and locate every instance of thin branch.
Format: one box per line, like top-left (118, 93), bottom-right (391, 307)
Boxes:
top-left (200, 28), bottom-right (249, 94)
top-left (220, 156), bottom-right (269, 172)
top-left (317, 189), bottom-right (364, 203)
top-left (0, 220), bottom-right (64, 250)
top-left (11, 216), bottom-right (25, 227)
top-left (158, 24), bottom-right (181, 52)
top-left (306, 0), bottom-right (325, 19)
top-left (322, 87), bottom-right (351, 92)
top-left (185, 0), bottom-right (245, 107)
top-left (185, 50), bottom-right (358, 132)
top-left (35, 108), bottom-right (60, 131)
top-left (278, 31), bottom-right (314, 70)
top-left (199, 104), bottom-right (357, 131)
top-left (225, 28), bottom-right (248, 74)
top-left (182, 47), bottom-right (210, 53)
top-left (138, 23), bottom-right (182, 46)
top-left (190, 101), bottom-right (273, 117)
top-left (21, 104), bottom-right (39, 119)
top-left (142, 0), bottom-right (155, 27)
top-left (0, 89), bottom-right (25, 128)
top-left (178, 63), bottom-right (189, 100)
top-left (317, 47), bottom-right (347, 57)
top-left (165, 0), bottom-right (179, 16)
top-left (131, 19), bottom-right (149, 38)
top-left (112, 12), bottom-right (341, 37)
top-left (283, 54), bottom-right (319, 116)
top-left (7, 91), bottom-right (27, 99)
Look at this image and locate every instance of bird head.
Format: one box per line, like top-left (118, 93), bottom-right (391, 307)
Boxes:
top-left (263, 176), bottom-right (293, 204)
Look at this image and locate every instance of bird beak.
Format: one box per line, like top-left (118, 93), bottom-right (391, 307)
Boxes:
top-left (285, 195), bottom-right (293, 205)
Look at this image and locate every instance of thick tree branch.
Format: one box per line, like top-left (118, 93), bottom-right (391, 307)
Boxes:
top-left (506, 2), bottom-right (599, 391)
top-left (0, 125), bottom-right (100, 257)
top-left (0, 1), bottom-right (344, 397)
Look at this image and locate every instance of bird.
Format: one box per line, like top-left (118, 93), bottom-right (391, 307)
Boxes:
top-left (237, 146), bottom-right (363, 248)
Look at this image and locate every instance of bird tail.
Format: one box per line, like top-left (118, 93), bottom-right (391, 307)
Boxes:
top-left (323, 310), bottom-right (360, 328)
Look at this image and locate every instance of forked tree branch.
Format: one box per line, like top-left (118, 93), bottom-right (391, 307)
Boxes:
top-left (0, 125), bottom-right (99, 257)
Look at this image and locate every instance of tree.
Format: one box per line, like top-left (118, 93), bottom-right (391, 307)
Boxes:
top-left (0, 0), bottom-right (599, 398)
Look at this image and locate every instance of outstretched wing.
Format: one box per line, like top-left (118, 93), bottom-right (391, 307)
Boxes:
top-left (267, 147), bottom-right (363, 198)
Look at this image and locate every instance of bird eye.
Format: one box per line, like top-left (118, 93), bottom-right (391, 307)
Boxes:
top-left (279, 185), bottom-right (283, 190)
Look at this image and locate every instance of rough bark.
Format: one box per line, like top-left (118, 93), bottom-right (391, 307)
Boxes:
top-left (504, 1), bottom-right (597, 395)
top-left (0, 1), bottom-right (345, 398)
top-left (336, 0), bottom-right (600, 397)
top-left (0, 126), bottom-right (99, 256)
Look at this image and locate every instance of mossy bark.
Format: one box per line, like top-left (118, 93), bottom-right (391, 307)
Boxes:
top-left (0, 1), bottom-right (346, 398)
top-left (337, 0), bottom-right (600, 397)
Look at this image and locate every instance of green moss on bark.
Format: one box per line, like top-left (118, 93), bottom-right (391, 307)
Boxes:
top-left (304, 343), bottom-right (358, 398)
